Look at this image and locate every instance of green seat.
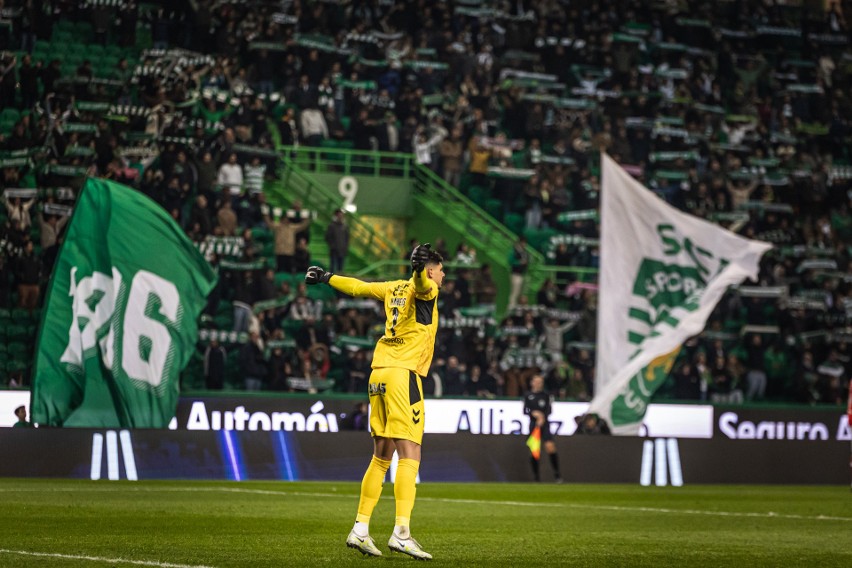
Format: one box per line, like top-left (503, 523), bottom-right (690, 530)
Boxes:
top-left (251, 227), bottom-right (272, 243)
top-left (484, 198), bottom-right (503, 222)
top-left (504, 213), bottom-right (524, 236)
top-left (104, 44), bottom-right (123, 57)
top-left (75, 22), bottom-right (93, 39)
top-left (306, 285), bottom-right (335, 303)
top-left (0, 108), bottom-right (20, 121)
top-left (7, 359), bottom-right (28, 372)
top-left (66, 53), bottom-right (85, 67)
top-left (274, 272), bottom-right (295, 287)
top-left (86, 45), bottom-right (105, 60)
top-left (53, 30), bottom-right (74, 43)
top-left (6, 342), bottom-right (27, 355)
top-left (467, 185), bottom-right (488, 208)
top-left (101, 55), bottom-right (120, 71)
top-left (213, 314), bottom-right (232, 330)
top-left (523, 227), bottom-right (558, 252)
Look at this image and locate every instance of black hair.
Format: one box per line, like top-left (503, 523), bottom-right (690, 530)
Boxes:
top-left (426, 250), bottom-right (443, 265)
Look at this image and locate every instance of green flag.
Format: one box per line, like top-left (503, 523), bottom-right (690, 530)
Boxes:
top-left (32, 178), bottom-right (217, 428)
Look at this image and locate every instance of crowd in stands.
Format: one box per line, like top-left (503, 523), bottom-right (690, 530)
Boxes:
top-left (0, 0), bottom-right (850, 407)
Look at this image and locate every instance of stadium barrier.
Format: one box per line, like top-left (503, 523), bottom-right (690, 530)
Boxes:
top-left (0, 428), bottom-right (847, 484)
top-left (3, 391), bottom-right (849, 441)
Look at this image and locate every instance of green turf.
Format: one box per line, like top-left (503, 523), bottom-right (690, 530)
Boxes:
top-left (0, 479), bottom-right (849, 567)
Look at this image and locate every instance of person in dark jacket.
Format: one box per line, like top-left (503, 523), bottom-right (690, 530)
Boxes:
top-left (15, 240), bottom-right (40, 313)
top-left (325, 209), bottom-right (350, 273)
top-left (240, 331), bottom-right (267, 391)
top-left (204, 339), bottom-right (227, 390)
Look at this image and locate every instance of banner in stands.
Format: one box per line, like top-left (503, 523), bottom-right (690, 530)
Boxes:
top-left (31, 179), bottom-right (218, 429)
top-left (0, 429), bottom-right (846, 484)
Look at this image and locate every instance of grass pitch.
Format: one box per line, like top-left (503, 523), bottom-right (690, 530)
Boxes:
top-left (0, 479), bottom-right (849, 567)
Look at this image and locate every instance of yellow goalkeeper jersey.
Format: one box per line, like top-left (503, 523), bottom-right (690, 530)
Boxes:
top-left (329, 272), bottom-right (439, 377)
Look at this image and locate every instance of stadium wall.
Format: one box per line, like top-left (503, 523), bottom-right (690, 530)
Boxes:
top-left (0, 429), bottom-right (847, 485)
top-left (309, 173), bottom-right (413, 217)
top-left (3, 392), bottom-right (847, 483)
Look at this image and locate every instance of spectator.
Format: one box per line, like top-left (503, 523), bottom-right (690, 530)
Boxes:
top-left (243, 157), bottom-right (266, 196)
top-left (508, 237), bottom-right (530, 310)
top-left (240, 331), bottom-right (267, 391)
top-left (293, 237), bottom-right (311, 275)
top-left (217, 153), bottom-right (243, 198)
top-left (265, 209), bottom-right (311, 273)
top-left (744, 334), bottom-right (768, 401)
top-left (38, 211), bottom-right (68, 250)
top-left (673, 362), bottom-right (702, 400)
top-left (268, 346), bottom-right (294, 392)
top-left (15, 240), bottom-right (40, 313)
top-left (13, 406), bottom-right (32, 428)
top-left (216, 198), bottom-right (238, 236)
top-left (3, 195), bottom-right (35, 231)
top-left (324, 209), bottom-right (350, 274)
top-left (203, 338), bottom-right (226, 390)
top-left (300, 106), bottom-right (329, 148)
top-left (438, 126), bottom-right (464, 187)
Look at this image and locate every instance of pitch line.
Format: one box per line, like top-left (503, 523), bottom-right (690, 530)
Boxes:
top-left (0, 549), bottom-right (215, 568)
top-left (4, 485), bottom-right (851, 523)
top-left (128, 486), bottom-right (852, 523)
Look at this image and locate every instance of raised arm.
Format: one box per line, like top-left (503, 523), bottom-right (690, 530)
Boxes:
top-left (304, 266), bottom-right (389, 301)
top-left (329, 274), bottom-right (390, 301)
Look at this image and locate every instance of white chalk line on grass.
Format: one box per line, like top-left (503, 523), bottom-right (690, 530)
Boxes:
top-left (0, 549), bottom-right (215, 568)
top-left (4, 485), bottom-right (850, 523)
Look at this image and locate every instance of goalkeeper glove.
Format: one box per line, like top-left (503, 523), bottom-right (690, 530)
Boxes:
top-left (410, 242), bottom-right (432, 274)
top-left (305, 266), bottom-right (332, 285)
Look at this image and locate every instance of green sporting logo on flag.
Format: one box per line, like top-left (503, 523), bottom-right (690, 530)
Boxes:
top-left (591, 154), bottom-right (771, 434)
top-left (32, 178), bottom-right (217, 428)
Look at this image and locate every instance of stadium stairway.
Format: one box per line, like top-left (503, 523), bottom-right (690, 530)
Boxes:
top-left (263, 153), bottom-right (401, 275)
top-left (270, 144), bottom-right (546, 313)
top-left (409, 166), bottom-right (547, 312)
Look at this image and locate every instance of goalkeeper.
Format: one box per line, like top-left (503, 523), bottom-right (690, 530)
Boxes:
top-left (305, 243), bottom-right (444, 560)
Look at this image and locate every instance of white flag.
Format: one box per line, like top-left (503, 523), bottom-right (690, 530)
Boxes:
top-left (590, 154), bottom-right (772, 435)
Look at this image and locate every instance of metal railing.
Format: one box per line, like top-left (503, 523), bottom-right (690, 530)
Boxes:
top-left (276, 144), bottom-right (573, 309)
top-left (353, 259), bottom-right (483, 280)
top-left (269, 153), bottom-right (401, 262)
top-left (282, 146), bottom-right (416, 178)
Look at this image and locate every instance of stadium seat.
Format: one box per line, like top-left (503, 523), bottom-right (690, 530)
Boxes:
top-left (467, 185), bottom-right (488, 208)
top-left (504, 213), bottom-right (525, 236)
top-left (523, 227), bottom-right (559, 252)
top-left (0, 108), bottom-right (20, 122)
top-left (6, 342), bottom-right (27, 356)
top-left (87, 44), bottom-right (105, 57)
top-left (306, 284), bottom-right (335, 303)
top-left (484, 198), bottom-right (503, 222)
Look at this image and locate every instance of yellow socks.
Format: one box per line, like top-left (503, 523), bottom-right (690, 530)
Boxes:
top-left (355, 456), bottom-right (391, 524)
top-left (393, 458), bottom-right (420, 529)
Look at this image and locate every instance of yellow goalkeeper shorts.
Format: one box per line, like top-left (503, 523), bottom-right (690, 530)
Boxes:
top-left (367, 367), bottom-right (425, 445)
